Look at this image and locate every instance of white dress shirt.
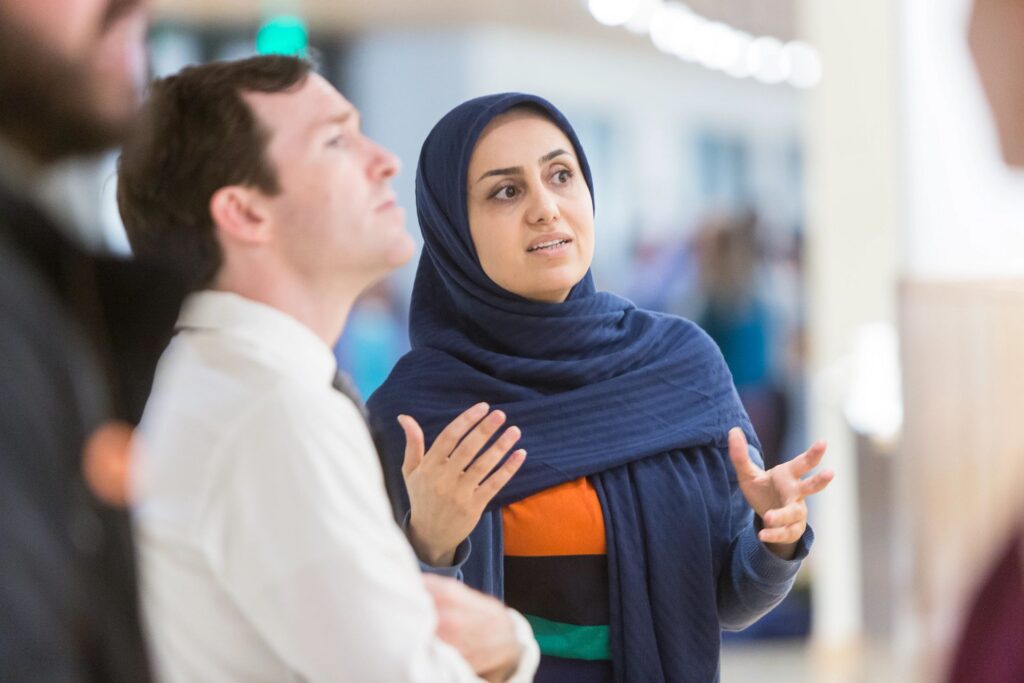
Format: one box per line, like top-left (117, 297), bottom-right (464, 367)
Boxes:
top-left (133, 291), bottom-right (538, 683)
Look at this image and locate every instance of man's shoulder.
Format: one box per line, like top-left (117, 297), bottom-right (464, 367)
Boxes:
top-left (149, 341), bottom-right (276, 433)
top-left (136, 343), bottom-right (367, 518)
top-left (138, 349), bottom-right (381, 518)
top-left (0, 219), bottom-right (70, 337)
top-left (149, 334), bottom-right (362, 446)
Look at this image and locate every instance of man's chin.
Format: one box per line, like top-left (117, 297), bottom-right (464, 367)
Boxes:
top-left (384, 231), bottom-right (417, 270)
top-left (33, 99), bottom-right (135, 161)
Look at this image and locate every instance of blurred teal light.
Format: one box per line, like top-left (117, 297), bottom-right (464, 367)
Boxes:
top-left (256, 15), bottom-right (308, 56)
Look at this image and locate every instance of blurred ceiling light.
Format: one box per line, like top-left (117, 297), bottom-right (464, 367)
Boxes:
top-left (649, 2), bottom-right (699, 61)
top-left (624, 0), bottom-right (660, 34)
top-left (723, 31), bottom-right (754, 79)
top-left (783, 40), bottom-right (823, 89)
top-left (585, 0), bottom-right (821, 88)
top-left (748, 36), bottom-right (788, 84)
top-left (696, 21), bottom-right (742, 72)
top-left (647, 4), bottom-right (676, 54)
top-left (588, 0), bottom-right (642, 27)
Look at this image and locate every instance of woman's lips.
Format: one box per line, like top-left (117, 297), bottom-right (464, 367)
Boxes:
top-left (526, 238), bottom-right (573, 256)
top-left (526, 233), bottom-right (574, 252)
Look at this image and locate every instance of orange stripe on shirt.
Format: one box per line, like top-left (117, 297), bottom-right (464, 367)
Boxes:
top-left (502, 477), bottom-right (607, 557)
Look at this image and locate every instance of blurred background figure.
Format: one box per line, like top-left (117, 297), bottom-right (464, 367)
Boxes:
top-left (946, 0), bottom-right (1024, 680)
top-left (693, 209), bottom-right (791, 468)
top-left (0, 0), bottom-right (182, 680)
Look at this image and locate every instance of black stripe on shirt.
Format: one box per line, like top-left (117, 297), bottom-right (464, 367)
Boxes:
top-left (503, 554), bottom-right (609, 627)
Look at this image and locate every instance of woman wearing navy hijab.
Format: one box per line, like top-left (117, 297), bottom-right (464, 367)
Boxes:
top-left (368, 93), bottom-right (833, 682)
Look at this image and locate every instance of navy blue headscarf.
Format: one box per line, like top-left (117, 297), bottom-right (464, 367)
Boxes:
top-left (369, 94), bottom-right (783, 682)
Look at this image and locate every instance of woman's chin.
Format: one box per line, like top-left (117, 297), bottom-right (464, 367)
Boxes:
top-left (515, 275), bottom-right (584, 303)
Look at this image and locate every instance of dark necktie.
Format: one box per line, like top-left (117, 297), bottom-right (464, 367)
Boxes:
top-left (331, 370), bottom-right (368, 420)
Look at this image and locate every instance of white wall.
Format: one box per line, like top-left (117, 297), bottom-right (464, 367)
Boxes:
top-left (901, 0), bottom-right (1024, 278)
top-left (799, 0), bottom-right (906, 658)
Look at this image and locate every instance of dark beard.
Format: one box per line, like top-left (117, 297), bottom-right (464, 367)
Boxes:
top-left (0, 0), bottom-right (142, 163)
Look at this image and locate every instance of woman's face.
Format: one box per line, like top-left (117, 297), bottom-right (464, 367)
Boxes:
top-left (466, 110), bottom-right (594, 303)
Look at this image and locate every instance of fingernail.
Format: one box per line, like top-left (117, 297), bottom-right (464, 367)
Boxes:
top-left (397, 415), bottom-right (407, 424)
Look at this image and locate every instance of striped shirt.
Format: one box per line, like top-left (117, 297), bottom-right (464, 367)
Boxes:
top-left (503, 477), bottom-right (613, 682)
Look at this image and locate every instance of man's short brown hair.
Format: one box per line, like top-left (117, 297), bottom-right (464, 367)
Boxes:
top-left (117, 55), bottom-right (313, 289)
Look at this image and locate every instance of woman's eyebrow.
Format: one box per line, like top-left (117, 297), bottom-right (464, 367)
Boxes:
top-left (476, 166), bottom-right (523, 183)
top-left (540, 148), bottom-right (569, 163)
top-left (475, 149), bottom-right (572, 184)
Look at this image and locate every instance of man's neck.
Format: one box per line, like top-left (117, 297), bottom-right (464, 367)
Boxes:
top-left (212, 266), bottom-right (366, 347)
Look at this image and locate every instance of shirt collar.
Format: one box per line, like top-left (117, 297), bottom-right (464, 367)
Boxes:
top-left (177, 290), bottom-right (338, 389)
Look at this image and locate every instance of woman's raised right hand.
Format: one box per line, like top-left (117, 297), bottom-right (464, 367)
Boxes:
top-left (398, 403), bottom-right (526, 566)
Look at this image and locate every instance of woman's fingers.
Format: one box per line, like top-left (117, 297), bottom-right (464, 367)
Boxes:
top-left (758, 522), bottom-right (804, 544)
top-left (799, 469), bottom-right (835, 497)
top-left (464, 426), bottom-right (521, 481)
top-left (788, 440), bottom-right (828, 478)
top-left (475, 449), bottom-right (527, 502)
top-left (427, 402), bottom-right (490, 461)
top-left (449, 410), bottom-right (507, 469)
top-left (398, 415), bottom-right (426, 477)
top-left (728, 427), bottom-right (762, 481)
top-left (762, 502), bottom-right (805, 528)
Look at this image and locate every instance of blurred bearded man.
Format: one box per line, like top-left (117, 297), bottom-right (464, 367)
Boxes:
top-left (0, 1), bottom-right (182, 680)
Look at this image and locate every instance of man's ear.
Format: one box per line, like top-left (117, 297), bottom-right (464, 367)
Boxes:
top-left (210, 185), bottom-right (271, 246)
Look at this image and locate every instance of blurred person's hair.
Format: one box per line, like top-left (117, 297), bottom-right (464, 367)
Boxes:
top-left (117, 54), bottom-right (314, 290)
top-left (694, 208), bottom-right (761, 306)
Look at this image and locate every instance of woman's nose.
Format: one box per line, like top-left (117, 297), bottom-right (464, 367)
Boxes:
top-left (526, 188), bottom-right (559, 225)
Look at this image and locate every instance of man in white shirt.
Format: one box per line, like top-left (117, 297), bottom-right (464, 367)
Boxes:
top-left (116, 55), bottom-right (538, 682)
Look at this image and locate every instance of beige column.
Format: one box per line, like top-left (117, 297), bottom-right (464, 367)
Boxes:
top-left (798, 0), bottom-right (902, 677)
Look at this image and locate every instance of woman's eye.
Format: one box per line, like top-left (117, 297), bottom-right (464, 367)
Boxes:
top-left (493, 185), bottom-right (519, 200)
top-left (326, 135), bottom-right (346, 148)
top-left (552, 169), bottom-right (573, 184)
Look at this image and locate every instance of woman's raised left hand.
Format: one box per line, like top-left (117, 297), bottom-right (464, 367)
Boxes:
top-left (727, 427), bottom-right (834, 560)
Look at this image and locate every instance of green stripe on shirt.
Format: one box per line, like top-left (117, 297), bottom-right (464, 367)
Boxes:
top-left (524, 614), bottom-right (611, 661)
